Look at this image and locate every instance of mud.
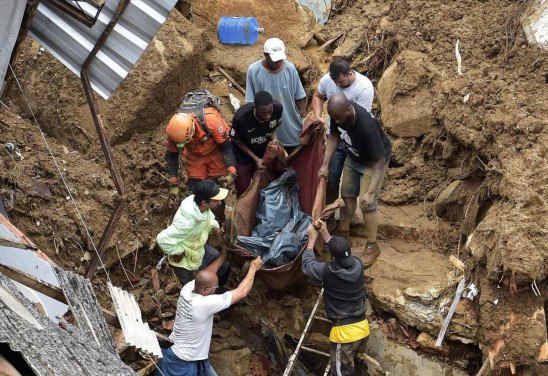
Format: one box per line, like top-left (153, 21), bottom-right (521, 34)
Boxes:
top-left (1, 0), bottom-right (547, 374)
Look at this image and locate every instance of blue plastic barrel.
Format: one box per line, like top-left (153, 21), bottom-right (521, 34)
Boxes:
top-left (217, 16), bottom-right (264, 45)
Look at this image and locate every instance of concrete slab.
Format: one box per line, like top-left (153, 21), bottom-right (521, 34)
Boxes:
top-left (351, 204), bottom-right (447, 242)
top-left (366, 242), bottom-right (477, 343)
top-left (366, 323), bottom-right (468, 376)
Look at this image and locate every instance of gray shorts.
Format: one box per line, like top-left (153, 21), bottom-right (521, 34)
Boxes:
top-left (340, 157), bottom-right (389, 212)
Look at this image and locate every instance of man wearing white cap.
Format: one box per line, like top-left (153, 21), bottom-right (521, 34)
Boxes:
top-left (245, 38), bottom-right (307, 152)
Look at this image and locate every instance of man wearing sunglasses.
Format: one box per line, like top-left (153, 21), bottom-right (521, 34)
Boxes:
top-left (165, 108), bottom-right (237, 206)
top-left (156, 255), bottom-right (263, 376)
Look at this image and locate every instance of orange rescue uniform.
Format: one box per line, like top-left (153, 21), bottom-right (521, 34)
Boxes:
top-left (166, 108), bottom-right (236, 181)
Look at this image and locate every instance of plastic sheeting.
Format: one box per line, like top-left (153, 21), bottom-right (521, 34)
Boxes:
top-left (230, 115), bottom-right (325, 289)
top-left (238, 169), bottom-right (311, 268)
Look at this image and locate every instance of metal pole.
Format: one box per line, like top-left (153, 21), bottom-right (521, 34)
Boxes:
top-left (82, 0), bottom-right (130, 278)
top-left (283, 288), bottom-right (325, 376)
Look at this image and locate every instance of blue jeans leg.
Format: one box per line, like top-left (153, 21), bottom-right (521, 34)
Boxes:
top-left (156, 347), bottom-right (198, 376)
top-left (198, 360), bottom-right (218, 376)
top-left (327, 143), bottom-right (346, 204)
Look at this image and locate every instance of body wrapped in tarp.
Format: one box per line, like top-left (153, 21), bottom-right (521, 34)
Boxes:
top-left (238, 169), bottom-right (311, 268)
top-left (231, 115), bottom-right (325, 289)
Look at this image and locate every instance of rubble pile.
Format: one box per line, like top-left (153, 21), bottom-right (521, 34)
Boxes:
top-left (0, 0), bottom-right (546, 375)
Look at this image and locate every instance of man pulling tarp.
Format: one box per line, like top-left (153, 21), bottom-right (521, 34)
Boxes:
top-left (230, 114), bottom-right (327, 289)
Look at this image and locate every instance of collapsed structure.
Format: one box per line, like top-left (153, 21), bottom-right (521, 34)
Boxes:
top-left (0, 0), bottom-right (547, 375)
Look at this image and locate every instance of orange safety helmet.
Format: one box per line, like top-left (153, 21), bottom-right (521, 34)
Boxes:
top-left (166, 113), bottom-right (195, 144)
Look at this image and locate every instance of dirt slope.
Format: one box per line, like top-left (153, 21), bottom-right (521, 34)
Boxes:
top-left (319, 0), bottom-right (548, 371)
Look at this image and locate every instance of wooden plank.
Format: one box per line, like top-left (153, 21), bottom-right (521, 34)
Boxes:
top-left (0, 264), bottom-right (66, 302)
top-left (318, 33), bottom-right (344, 51)
top-left (218, 67), bottom-right (246, 95)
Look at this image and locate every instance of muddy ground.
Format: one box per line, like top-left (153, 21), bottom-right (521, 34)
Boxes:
top-left (1, 0), bottom-right (547, 375)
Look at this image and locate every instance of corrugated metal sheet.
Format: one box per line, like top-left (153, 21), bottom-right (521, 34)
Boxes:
top-left (0, 0), bottom-right (27, 92)
top-left (109, 282), bottom-right (163, 358)
top-left (29, 0), bottom-right (178, 99)
top-left (0, 212), bottom-right (37, 249)
top-left (0, 274), bottom-right (134, 376)
top-left (54, 266), bottom-right (117, 354)
top-left (0, 213), bottom-right (69, 321)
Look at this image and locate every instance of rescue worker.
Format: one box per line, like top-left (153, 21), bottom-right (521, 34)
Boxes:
top-left (165, 109), bottom-right (237, 203)
top-left (302, 220), bottom-right (369, 376)
top-left (231, 90), bottom-right (283, 196)
top-left (156, 179), bottom-right (230, 288)
top-left (319, 94), bottom-right (391, 268)
top-left (156, 256), bottom-right (263, 376)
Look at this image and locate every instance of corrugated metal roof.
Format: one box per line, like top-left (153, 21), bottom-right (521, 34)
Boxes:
top-left (109, 282), bottom-right (163, 358)
top-left (0, 273), bottom-right (135, 376)
top-left (29, 0), bottom-right (178, 99)
top-left (54, 266), bottom-right (117, 353)
top-left (0, 0), bottom-right (27, 93)
top-left (0, 213), bottom-right (69, 321)
top-left (0, 212), bottom-right (37, 250)
top-left (0, 215), bottom-right (130, 372)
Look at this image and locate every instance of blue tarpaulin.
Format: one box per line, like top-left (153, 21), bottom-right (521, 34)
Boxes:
top-left (238, 169), bottom-right (311, 268)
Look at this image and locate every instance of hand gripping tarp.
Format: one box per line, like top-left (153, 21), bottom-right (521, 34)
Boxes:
top-left (237, 169), bottom-right (312, 268)
top-left (230, 115), bottom-right (325, 289)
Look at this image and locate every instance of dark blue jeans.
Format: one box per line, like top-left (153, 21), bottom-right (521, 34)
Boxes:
top-left (171, 244), bottom-right (230, 288)
top-left (156, 346), bottom-right (218, 376)
top-left (327, 143), bottom-right (347, 203)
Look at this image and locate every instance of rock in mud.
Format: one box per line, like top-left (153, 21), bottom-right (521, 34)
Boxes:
top-left (434, 180), bottom-right (462, 218)
top-left (139, 292), bottom-right (156, 315)
top-left (209, 348), bottom-right (252, 376)
top-left (366, 241), bottom-right (476, 343)
top-left (164, 281), bottom-right (180, 296)
top-left (365, 323), bottom-right (468, 376)
top-left (416, 332), bottom-right (450, 356)
top-left (377, 50), bottom-right (437, 138)
top-left (27, 181), bottom-right (52, 200)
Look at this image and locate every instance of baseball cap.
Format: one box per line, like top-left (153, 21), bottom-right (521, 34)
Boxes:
top-left (264, 38), bottom-right (287, 62)
top-left (327, 236), bottom-right (354, 268)
top-left (193, 179), bottom-right (228, 202)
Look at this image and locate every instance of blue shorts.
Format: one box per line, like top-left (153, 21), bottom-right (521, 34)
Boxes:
top-left (155, 347), bottom-right (218, 376)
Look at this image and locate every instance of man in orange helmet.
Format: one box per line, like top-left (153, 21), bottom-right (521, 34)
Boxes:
top-left (165, 109), bottom-right (237, 203)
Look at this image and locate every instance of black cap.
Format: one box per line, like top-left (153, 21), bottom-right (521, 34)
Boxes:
top-left (193, 179), bottom-right (228, 202)
top-left (327, 236), bottom-right (354, 268)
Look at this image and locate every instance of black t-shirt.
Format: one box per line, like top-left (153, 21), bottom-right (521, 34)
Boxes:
top-left (231, 101), bottom-right (283, 164)
top-left (329, 101), bottom-right (391, 167)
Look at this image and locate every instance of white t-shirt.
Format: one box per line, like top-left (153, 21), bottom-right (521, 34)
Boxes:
top-left (317, 71), bottom-right (374, 111)
top-left (170, 280), bottom-right (232, 361)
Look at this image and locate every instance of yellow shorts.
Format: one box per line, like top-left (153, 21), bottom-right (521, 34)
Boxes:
top-left (329, 319), bottom-right (370, 344)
